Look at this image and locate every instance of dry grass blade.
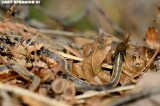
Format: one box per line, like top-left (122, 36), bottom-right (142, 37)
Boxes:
top-left (141, 46), bottom-right (160, 73)
top-left (75, 85), bottom-right (135, 100)
top-left (58, 51), bottom-right (112, 69)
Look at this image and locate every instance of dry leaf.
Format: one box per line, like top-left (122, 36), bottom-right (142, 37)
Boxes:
top-left (81, 38), bottom-right (112, 83)
top-left (82, 43), bottom-right (93, 57)
top-left (64, 45), bottom-right (84, 58)
top-left (71, 37), bottom-right (112, 84)
top-left (146, 27), bottom-right (159, 48)
top-left (158, 7), bottom-right (160, 26)
top-left (120, 46), bottom-right (155, 86)
top-left (70, 61), bottom-right (84, 79)
top-left (120, 73), bottom-right (137, 86)
top-left (158, 7), bottom-right (160, 17)
top-left (122, 46), bottom-right (154, 80)
top-left (122, 53), bottom-right (145, 79)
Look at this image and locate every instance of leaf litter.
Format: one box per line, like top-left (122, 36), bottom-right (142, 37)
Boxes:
top-left (0, 5), bottom-right (160, 106)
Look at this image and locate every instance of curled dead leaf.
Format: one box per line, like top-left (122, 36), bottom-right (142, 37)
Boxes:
top-left (71, 37), bottom-right (112, 84)
top-left (120, 73), bottom-right (137, 86)
top-left (82, 43), bottom-right (93, 57)
top-left (81, 38), bottom-right (112, 83)
top-left (122, 54), bottom-right (145, 79)
top-left (121, 45), bottom-right (154, 83)
top-left (146, 27), bottom-right (159, 48)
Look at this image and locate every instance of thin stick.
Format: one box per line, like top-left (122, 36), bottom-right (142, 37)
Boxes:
top-left (141, 46), bottom-right (160, 73)
top-left (94, 0), bottom-right (124, 35)
top-left (64, 2), bottom-right (92, 26)
top-left (99, 24), bottom-right (122, 42)
top-left (39, 29), bottom-right (121, 43)
top-left (108, 87), bottom-right (160, 106)
top-left (0, 83), bottom-right (68, 106)
top-left (39, 29), bottom-right (97, 39)
top-left (75, 85), bottom-right (135, 99)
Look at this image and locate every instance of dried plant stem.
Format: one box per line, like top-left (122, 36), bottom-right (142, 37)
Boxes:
top-left (93, 0), bottom-right (124, 35)
top-left (39, 29), bottom-right (121, 43)
top-left (108, 87), bottom-right (160, 106)
top-left (58, 51), bottom-right (112, 69)
top-left (75, 85), bottom-right (135, 100)
top-left (0, 83), bottom-right (68, 106)
top-left (39, 29), bottom-right (97, 39)
top-left (141, 46), bottom-right (160, 73)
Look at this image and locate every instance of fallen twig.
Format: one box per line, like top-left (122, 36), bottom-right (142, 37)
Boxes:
top-left (108, 87), bottom-right (160, 106)
top-left (39, 29), bottom-right (97, 39)
top-left (75, 85), bottom-right (135, 100)
top-left (39, 29), bottom-right (121, 43)
top-left (141, 46), bottom-right (160, 74)
top-left (93, 0), bottom-right (124, 35)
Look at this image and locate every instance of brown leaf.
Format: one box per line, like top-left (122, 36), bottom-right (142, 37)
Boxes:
top-left (122, 53), bottom-right (145, 79)
top-left (71, 37), bottom-right (112, 84)
top-left (70, 62), bottom-right (84, 79)
top-left (146, 27), bottom-right (159, 48)
top-left (64, 45), bottom-right (84, 58)
top-left (158, 7), bottom-right (160, 17)
top-left (104, 51), bottom-right (113, 64)
top-left (82, 43), bottom-right (93, 57)
top-left (120, 73), bottom-right (137, 86)
top-left (83, 38), bottom-right (112, 83)
top-left (122, 46), bottom-right (154, 82)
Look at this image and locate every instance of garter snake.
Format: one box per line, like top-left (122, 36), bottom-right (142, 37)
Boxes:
top-left (67, 42), bottom-right (127, 90)
top-left (0, 35), bottom-right (126, 91)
